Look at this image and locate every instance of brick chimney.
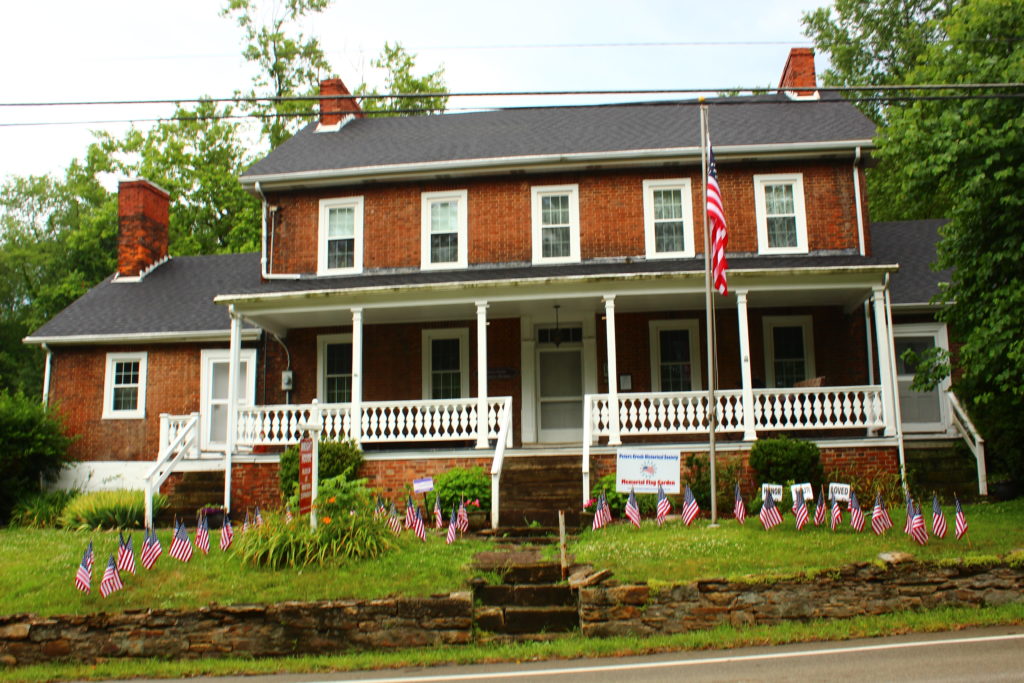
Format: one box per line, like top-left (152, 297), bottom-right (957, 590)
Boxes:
top-left (778, 47), bottom-right (817, 97)
top-left (319, 78), bottom-right (363, 126)
top-left (117, 179), bottom-right (169, 278)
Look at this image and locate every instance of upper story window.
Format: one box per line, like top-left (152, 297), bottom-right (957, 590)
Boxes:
top-left (643, 179), bottom-right (695, 259)
top-left (102, 352), bottom-right (147, 419)
top-left (531, 184), bottom-right (580, 264)
top-left (421, 190), bottom-right (468, 270)
top-left (754, 174), bottom-right (808, 254)
top-left (318, 196), bottom-right (363, 275)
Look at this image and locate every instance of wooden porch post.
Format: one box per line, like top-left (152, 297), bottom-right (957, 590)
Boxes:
top-left (476, 301), bottom-right (489, 449)
top-left (872, 288), bottom-right (897, 436)
top-left (735, 289), bottom-right (757, 441)
top-left (224, 305), bottom-right (242, 513)
top-left (351, 307), bottom-right (363, 446)
top-left (603, 296), bottom-right (621, 446)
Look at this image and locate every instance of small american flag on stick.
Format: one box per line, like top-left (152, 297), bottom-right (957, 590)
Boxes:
top-left (74, 544), bottom-right (92, 594)
top-left (169, 521), bottom-right (193, 562)
top-left (871, 494), bottom-right (893, 535)
top-left (413, 507), bottom-right (427, 542)
top-left (99, 554), bottom-right (123, 598)
top-left (954, 495), bottom-right (969, 540)
top-left (196, 514), bottom-right (211, 554)
top-left (141, 528), bottom-right (163, 570)
top-left (220, 514), bottom-right (234, 551)
top-left (446, 506), bottom-right (458, 545)
top-left (760, 490), bottom-right (782, 530)
top-left (624, 489), bottom-right (641, 528)
top-left (814, 486), bottom-right (826, 527)
top-left (681, 485), bottom-right (700, 526)
top-left (794, 489), bottom-right (809, 531)
top-left (931, 495), bottom-right (947, 538)
top-left (733, 484), bottom-right (746, 525)
top-left (116, 532), bottom-right (136, 575)
top-left (655, 485), bottom-right (672, 526)
top-left (910, 502), bottom-right (929, 546)
top-left (849, 491), bottom-right (865, 532)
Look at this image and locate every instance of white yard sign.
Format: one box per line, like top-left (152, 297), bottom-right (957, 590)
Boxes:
top-left (762, 483), bottom-right (785, 504)
top-left (829, 482), bottom-right (851, 502)
top-left (791, 482), bottom-right (814, 504)
top-left (615, 450), bottom-right (680, 494)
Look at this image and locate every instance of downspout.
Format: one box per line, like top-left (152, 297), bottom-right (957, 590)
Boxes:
top-left (41, 343), bottom-right (52, 407)
top-left (255, 181), bottom-right (300, 280)
top-left (853, 146), bottom-right (866, 256)
top-left (883, 274), bottom-right (908, 494)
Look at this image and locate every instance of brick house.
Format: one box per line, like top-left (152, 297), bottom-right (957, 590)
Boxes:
top-left (25, 49), bottom-right (984, 525)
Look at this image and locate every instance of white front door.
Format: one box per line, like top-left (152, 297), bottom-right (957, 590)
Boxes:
top-left (893, 324), bottom-right (950, 434)
top-left (536, 326), bottom-right (584, 443)
top-left (200, 349), bottom-right (257, 452)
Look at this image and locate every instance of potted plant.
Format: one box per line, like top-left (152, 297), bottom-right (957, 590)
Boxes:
top-left (198, 504), bottom-right (226, 529)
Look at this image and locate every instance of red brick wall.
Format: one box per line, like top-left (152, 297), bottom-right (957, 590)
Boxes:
top-left (231, 462), bottom-right (281, 513)
top-left (266, 161), bottom-right (863, 274)
top-left (359, 456), bottom-right (492, 502)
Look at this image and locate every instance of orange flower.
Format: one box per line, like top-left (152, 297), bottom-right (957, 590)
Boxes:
top-left (322, 516), bottom-right (332, 524)
top-left (328, 496), bottom-right (337, 504)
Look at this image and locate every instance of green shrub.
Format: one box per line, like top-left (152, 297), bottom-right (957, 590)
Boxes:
top-left (9, 489), bottom-right (79, 528)
top-left (278, 438), bottom-right (363, 498)
top-left (588, 473), bottom-right (659, 516)
top-left (826, 465), bottom-right (904, 504)
top-left (433, 466), bottom-right (490, 512)
top-left (748, 436), bottom-right (823, 488)
top-left (684, 454), bottom-right (743, 513)
top-left (0, 391), bottom-right (72, 523)
top-left (59, 489), bottom-right (166, 530)
top-left (286, 468), bottom-right (373, 512)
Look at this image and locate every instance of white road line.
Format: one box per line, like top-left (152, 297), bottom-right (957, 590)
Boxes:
top-left (324, 632), bottom-right (1024, 683)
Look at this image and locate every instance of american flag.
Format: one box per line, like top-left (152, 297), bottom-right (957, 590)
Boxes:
top-left (656, 485), bottom-right (672, 526)
top-left (404, 496), bottom-right (417, 529)
top-left (169, 521), bottom-right (194, 562)
top-left (830, 496), bottom-right (842, 531)
top-left (681, 485), bottom-right (700, 526)
top-left (759, 490), bottom-right (782, 530)
top-left (814, 486), bottom-right (826, 527)
top-left (954, 495), bottom-right (968, 540)
top-left (116, 532), bottom-right (136, 575)
top-left (434, 495), bottom-right (443, 529)
top-left (624, 489), bottom-right (641, 528)
top-left (904, 491), bottom-right (914, 535)
top-left (849, 491), bottom-right (865, 532)
top-left (733, 484), bottom-right (746, 524)
top-left (243, 512), bottom-right (251, 533)
top-left (196, 514), bottom-right (211, 554)
top-left (592, 495), bottom-right (606, 531)
top-left (871, 494), bottom-right (893, 535)
top-left (446, 506), bottom-right (458, 545)
top-left (285, 507), bottom-right (294, 523)
top-left (254, 506), bottom-right (264, 526)
top-left (220, 514), bottom-right (234, 551)
top-left (412, 507), bottom-right (427, 542)
top-left (706, 144), bottom-right (729, 296)
top-left (74, 544), bottom-right (92, 594)
top-left (600, 492), bottom-right (613, 527)
top-left (931, 495), bottom-right (947, 538)
top-left (456, 500), bottom-right (470, 533)
top-left (910, 502), bottom-right (929, 545)
top-left (387, 502), bottom-right (403, 535)
top-left (794, 488), bottom-right (809, 531)
top-left (99, 554), bottom-right (123, 598)
top-left (141, 528), bottom-right (163, 570)
top-left (374, 496), bottom-right (386, 519)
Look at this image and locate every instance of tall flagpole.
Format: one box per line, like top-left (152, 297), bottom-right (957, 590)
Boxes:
top-left (700, 101), bottom-right (719, 526)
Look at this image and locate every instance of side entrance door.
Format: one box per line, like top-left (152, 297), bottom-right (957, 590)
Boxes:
top-left (892, 324), bottom-right (950, 434)
top-left (200, 349), bottom-right (257, 452)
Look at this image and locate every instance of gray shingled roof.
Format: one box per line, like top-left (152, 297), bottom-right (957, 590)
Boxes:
top-left (870, 219), bottom-right (950, 305)
top-left (27, 253), bottom-right (261, 341)
top-left (242, 92), bottom-right (876, 180)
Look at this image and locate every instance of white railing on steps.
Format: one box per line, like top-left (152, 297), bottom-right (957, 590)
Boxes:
top-left (947, 390), bottom-right (987, 495)
top-left (489, 397), bottom-right (514, 530)
top-left (145, 412), bottom-right (200, 529)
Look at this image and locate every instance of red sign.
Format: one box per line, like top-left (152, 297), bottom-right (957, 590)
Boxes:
top-left (298, 437), bottom-right (314, 515)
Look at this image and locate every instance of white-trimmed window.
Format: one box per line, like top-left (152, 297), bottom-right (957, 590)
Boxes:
top-left (763, 315), bottom-right (816, 388)
top-left (422, 329), bottom-right (470, 400)
top-left (649, 320), bottom-right (702, 391)
top-left (317, 334), bottom-right (353, 403)
top-left (643, 179), bottom-right (695, 259)
top-left (102, 352), bottom-right (147, 419)
top-left (421, 190), bottom-right (468, 269)
top-left (754, 174), bottom-right (808, 254)
top-left (893, 322), bottom-right (951, 433)
top-left (531, 184), bottom-right (580, 264)
top-left (318, 196), bottom-right (364, 275)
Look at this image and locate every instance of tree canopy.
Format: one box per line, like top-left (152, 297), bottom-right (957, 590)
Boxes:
top-left (354, 42), bottom-right (448, 116)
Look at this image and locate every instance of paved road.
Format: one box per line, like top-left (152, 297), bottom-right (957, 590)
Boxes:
top-left (124, 625), bottom-right (1024, 683)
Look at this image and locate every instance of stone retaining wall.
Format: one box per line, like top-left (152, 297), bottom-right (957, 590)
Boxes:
top-left (0, 593), bottom-right (471, 666)
top-left (580, 559), bottom-right (1024, 637)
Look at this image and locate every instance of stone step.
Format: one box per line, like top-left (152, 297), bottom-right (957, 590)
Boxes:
top-left (475, 605), bottom-right (579, 634)
top-left (476, 584), bottom-right (576, 607)
top-left (500, 509), bottom-right (582, 528)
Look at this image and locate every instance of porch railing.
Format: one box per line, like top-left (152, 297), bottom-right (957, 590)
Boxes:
top-left (751, 385), bottom-right (885, 431)
top-left (947, 390), bottom-right (987, 495)
top-left (145, 412), bottom-right (200, 529)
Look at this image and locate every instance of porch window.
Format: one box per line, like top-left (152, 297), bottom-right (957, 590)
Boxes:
top-left (531, 185), bottom-right (580, 264)
top-left (763, 316), bottom-right (815, 388)
top-left (422, 329), bottom-right (470, 400)
top-left (643, 179), bottom-right (695, 258)
top-left (649, 320), bottom-right (701, 391)
top-left (102, 352), bottom-right (147, 419)
top-left (421, 190), bottom-right (468, 269)
top-left (317, 334), bottom-right (353, 403)
top-left (754, 174), bottom-right (808, 254)
top-left (318, 196), bottom-right (363, 274)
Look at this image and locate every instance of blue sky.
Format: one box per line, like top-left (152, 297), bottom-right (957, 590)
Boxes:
top-left (0, 0), bottom-right (831, 180)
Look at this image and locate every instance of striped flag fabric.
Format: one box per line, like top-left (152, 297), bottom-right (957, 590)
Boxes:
top-left (759, 490), bottom-right (783, 530)
top-left (220, 514), bottom-right (234, 551)
top-left (931, 495), bottom-right (948, 538)
top-left (592, 495), bottom-right (607, 531)
top-left (74, 544), bottom-right (93, 594)
top-left (794, 488), bottom-right (809, 530)
top-left (99, 554), bottom-right (123, 598)
top-left (904, 491), bottom-right (914, 535)
top-left (196, 515), bottom-right (211, 554)
top-left (849, 491), bottom-right (865, 532)
top-left (434, 495), bottom-right (443, 529)
top-left (624, 488), bottom-right (641, 528)
top-left (116, 532), bottom-right (136, 575)
top-left (681, 485), bottom-right (700, 526)
top-left (814, 486), bottom-right (826, 527)
top-left (413, 507), bottom-right (427, 542)
top-left (706, 144), bottom-right (730, 296)
top-left (404, 496), bottom-right (417, 529)
top-left (655, 485), bottom-right (672, 526)
top-left (141, 528), bottom-right (163, 569)
top-left (243, 512), bottom-right (251, 533)
top-left (599, 492), bottom-right (613, 527)
top-left (733, 484), bottom-right (746, 525)
top-left (254, 506), bottom-right (264, 527)
top-left (387, 502), bottom-right (403, 535)
top-left (446, 506), bottom-right (458, 545)
top-left (456, 500), bottom-right (470, 533)
top-left (910, 502), bottom-right (929, 545)
top-left (374, 497), bottom-right (386, 519)
top-left (85, 540), bottom-right (95, 571)
top-left (871, 494), bottom-right (893, 535)
top-left (954, 495), bottom-right (968, 540)
top-left (285, 507), bottom-right (294, 523)
top-left (169, 521), bottom-right (194, 562)
top-left (830, 496), bottom-right (842, 531)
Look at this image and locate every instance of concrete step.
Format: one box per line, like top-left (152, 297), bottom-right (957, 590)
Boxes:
top-left (476, 605), bottom-right (579, 634)
top-left (476, 584), bottom-right (575, 607)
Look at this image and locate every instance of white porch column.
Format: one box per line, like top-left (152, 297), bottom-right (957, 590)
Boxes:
top-left (224, 305), bottom-right (242, 513)
top-left (476, 301), bottom-right (490, 449)
top-left (735, 289), bottom-right (757, 441)
top-left (350, 307), bottom-right (364, 445)
top-left (603, 296), bottom-right (621, 446)
top-left (872, 288), bottom-right (897, 436)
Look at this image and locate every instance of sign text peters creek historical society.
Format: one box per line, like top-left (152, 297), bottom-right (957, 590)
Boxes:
top-left (615, 450), bottom-right (680, 494)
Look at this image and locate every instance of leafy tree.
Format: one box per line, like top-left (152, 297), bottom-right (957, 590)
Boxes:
top-left (354, 42), bottom-right (448, 116)
top-left (0, 391), bottom-right (72, 522)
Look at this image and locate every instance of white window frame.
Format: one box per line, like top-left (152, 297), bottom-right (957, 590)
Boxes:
top-left (643, 179), bottom-right (695, 259)
top-left (102, 352), bottom-right (148, 419)
top-left (649, 320), bottom-right (702, 391)
top-left (763, 315), bottom-right (816, 388)
top-left (421, 328), bottom-right (470, 400)
top-left (317, 196), bottom-right (364, 275)
top-left (531, 184), bottom-right (581, 265)
top-left (317, 333), bottom-right (354, 403)
top-left (421, 190), bottom-right (468, 270)
top-left (753, 173), bottom-right (808, 255)
top-left (199, 348), bottom-right (257, 451)
top-left (893, 322), bottom-right (952, 434)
